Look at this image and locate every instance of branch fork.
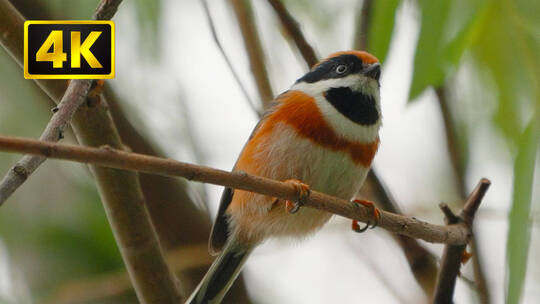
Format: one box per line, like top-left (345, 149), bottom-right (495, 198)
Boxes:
top-left (433, 179), bottom-right (491, 304)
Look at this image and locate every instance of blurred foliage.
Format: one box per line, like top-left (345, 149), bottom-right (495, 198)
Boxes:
top-left (134, 0), bottom-right (161, 57)
top-left (506, 113), bottom-right (540, 304)
top-left (0, 18), bottom-right (122, 304)
top-left (409, 0), bottom-right (485, 101)
top-left (367, 0), bottom-right (400, 63)
top-left (282, 0), bottom-right (338, 33)
top-left (470, 0), bottom-right (540, 147)
top-left (470, 2), bottom-right (540, 302)
top-left (410, 0), bottom-right (539, 142)
top-left (0, 0), bottom-right (539, 302)
top-left (0, 182), bottom-right (122, 299)
top-left (408, 0), bottom-right (540, 302)
top-left (44, 0), bottom-right (99, 20)
top-left (0, 50), bottom-right (50, 139)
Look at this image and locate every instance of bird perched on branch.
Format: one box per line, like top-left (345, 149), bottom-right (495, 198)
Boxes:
top-left (188, 50), bottom-right (383, 303)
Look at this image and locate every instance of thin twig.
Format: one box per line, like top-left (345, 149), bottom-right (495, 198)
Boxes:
top-left (433, 179), bottom-right (491, 304)
top-left (469, 239), bottom-right (489, 303)
top-left (266, 0), bottom-right (318, 68)
top-left (92, 0), bottom-right (123, 20)
top-left (0, 79), bottom-right (92, 205)
top-left (435, 87), bottom-right (466, 198)
top-left (200, 0), bottom-right (261, 116)
top-left (353, 0), bottom-right (373, 50)
top-left (0, 0), bottom-right (123, 204)
top-left (5, 0), bottom-right (243, 297)
top-left (229, 0), bottom-right (274, 109)
top-left (0, 1), bottom-right (183, 303)
top-left (435, 85), bottom-right (490, 304)
top-left (0, 135), bottom-right (489, 246)
top-left (103, 85), bottom-right (253, 302)
top-left (366, 171), bottom-right (439, 297)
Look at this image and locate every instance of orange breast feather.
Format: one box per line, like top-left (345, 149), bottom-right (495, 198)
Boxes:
top-left (236, 90), bottom-right (379, 171)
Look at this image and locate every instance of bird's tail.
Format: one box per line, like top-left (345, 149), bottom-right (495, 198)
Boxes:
top-left (186, 240), bottom-right (252, 304)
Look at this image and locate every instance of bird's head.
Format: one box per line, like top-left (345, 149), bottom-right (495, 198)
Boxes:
top-left (296, 50), bottom-right (380, 89)
top-left (290, 51), bottom-right (382, 141)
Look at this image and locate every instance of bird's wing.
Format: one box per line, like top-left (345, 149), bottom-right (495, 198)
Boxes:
top-left (208, 94), bottom-right (285, 255)
top-left (209, 186), bottom-right (234, 255)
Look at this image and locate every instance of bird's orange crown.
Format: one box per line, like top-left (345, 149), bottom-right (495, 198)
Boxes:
top-left (313, 50), bottom-right (379, 69)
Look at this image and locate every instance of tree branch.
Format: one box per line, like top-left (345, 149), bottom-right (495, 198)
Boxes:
top-left (102, 85), bottom-right (252, 303)
top-left (433, 179), bottom-right (490, 304)
top-left (0, 135), bottom-right (489, 246)
top-left (435, 87), bottom-right (467, 198)
top-left (0, 0), bottom-right (115, 205)
top-left (435, 86), bottom-right (490, 304)
top-left (0, 1), bottom-right (183, 302)
top-left (353, 0), bottom-right (373, 50)
top-left (92, 0), bottom-right (123, 20)
top-left (266, 0), bottom-right (318, 68)
top-left (3, 0), bottom-right (251, 299)
top-left (229, 0), bottom-right (274, 109)
top-left (0, 79), bottom-right (92, 205)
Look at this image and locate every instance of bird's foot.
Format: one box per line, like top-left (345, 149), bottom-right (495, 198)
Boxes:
top-left (351, 199), bottom-right (380, 233)
top-left (461, 250), bottom-right (473, 265)
top-left (284, 179), bottom-right (310, 214)
top-left (87, 80), bottom-right (105, 107)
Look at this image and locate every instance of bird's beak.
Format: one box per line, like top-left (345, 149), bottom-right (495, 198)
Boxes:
top-left (363, 62), bottom-right (381, 81)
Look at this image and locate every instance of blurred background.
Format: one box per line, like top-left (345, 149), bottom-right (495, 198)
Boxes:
top-left (0, 0), bottom-right (538, 303)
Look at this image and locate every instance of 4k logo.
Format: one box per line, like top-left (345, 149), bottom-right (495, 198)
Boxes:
top-left (24, 21), bottom-right (115, 79)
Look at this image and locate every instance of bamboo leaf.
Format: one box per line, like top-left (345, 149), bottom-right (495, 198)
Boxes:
top-left (367, 0), bottom-right (400, 63)
top-left (506, 112), bottom-right (540, 304)
top-left (409, 0), bottom-right (485, 101)
top-left (408, 0), bottom-right (451, 100)
top-left (471, 0), bottom-right (540, 145)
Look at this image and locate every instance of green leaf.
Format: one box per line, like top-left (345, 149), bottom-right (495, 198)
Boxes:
top-left (506, 112), bottom-right (540, 304)
top-left (46, 0), bottom-right (100, 19)
top-left (134, 0), bottom-right (161, 57)
top-left (409, 0), bottom-right (486, 101)
top-left (470, 0), bottom-right (540, 146)
top-left (367, 0), bottom-right (401, 63)
top-left (408, 0), bottom-right (451, 100)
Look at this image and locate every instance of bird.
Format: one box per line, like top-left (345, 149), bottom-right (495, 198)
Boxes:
top-left (187, 50), bottom-right (383, 303)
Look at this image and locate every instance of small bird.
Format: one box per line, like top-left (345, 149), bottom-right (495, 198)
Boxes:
top-left (188, 50), bottom-right (383, 303)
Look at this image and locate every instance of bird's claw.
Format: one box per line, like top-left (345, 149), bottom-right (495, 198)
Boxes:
top-left (351, 199), bottom-right (380, 233)
top-left (461, 250), bottom-right (473, 265)
top-left (284, 179), bottom-right (310, 214)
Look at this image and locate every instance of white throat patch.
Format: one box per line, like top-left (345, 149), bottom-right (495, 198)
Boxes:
top-left (290, 74), bottom-right (381, 143)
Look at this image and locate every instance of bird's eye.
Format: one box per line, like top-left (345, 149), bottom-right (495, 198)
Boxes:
top-left (335, 64), bottom-right (348, 74)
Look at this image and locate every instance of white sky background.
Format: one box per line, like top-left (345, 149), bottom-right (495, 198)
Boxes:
top-left (106, 0), bottom-right (540, 303)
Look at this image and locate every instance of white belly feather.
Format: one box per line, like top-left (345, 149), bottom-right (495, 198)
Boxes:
top-left (232, 123), bottom-right (369, 241)
top-left (261, 123), bottom-right (369, 199)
